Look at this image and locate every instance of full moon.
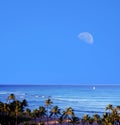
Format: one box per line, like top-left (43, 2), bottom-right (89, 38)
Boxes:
top-left (78, 32), bottom-right (94, 44)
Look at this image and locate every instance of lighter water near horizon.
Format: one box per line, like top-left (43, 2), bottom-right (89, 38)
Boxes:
top-left (0, 85), bottom-right (120, 117)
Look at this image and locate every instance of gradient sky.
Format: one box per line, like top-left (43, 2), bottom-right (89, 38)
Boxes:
top-left (0, 0), bottom-right (120, 85)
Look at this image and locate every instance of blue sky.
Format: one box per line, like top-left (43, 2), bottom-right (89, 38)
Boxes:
top-left (0, 0), bottom-right (120, 85)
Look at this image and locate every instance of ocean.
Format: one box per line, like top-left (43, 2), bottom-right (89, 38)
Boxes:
top-left (0, 85), bottom-right (120, 117)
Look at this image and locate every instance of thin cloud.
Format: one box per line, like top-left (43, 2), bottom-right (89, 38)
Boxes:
top-left (78, 32), bottom-right (94, 44)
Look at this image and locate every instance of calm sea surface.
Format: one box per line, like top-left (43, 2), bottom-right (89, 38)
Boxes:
top-left (0, 85), bottom-right (120, 117)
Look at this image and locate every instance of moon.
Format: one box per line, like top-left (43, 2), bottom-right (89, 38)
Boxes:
top-left (78, 32), bottom-right (94, 44)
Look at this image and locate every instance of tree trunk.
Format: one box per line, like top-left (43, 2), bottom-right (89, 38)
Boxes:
top-left (47, 107), bottom-right (49, 125)
top-left (16, 114), bottom-right (17, 125)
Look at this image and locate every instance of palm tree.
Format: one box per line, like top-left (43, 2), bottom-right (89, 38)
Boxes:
top-left (15, 100), bottom-right (22, 125)
top-left (3, 103), bottom-right (10, 125)
top-left (58, 115), bottom-right (64, 125)
top-left (7, 93), bottom-right (16, 103)
top-left (70, 116), bottom-right (79, 125)
top-left (24, 108), bottom-right (31, 125)
top-left (116, 106), bottom-right (120, 112)
top-left (93, 114), bottom-right (100, 125)
top-left (45, 98), bottom-right (53, 125)
top-left (62, 107), bottom-right (75, 125)
top-left (25, 108), bottom-right (31, 118)
top-left (49, 106), bottom-right (61, 125)
top-left (7, 94), bottom-right (28, 125)
top-left (0, 102), bottom-right (3, 124)
top-left (89, 118), bottom-right (94, 125)
top-left (45, 98), bottom-right (53, 110)
top-left (22, 99), bottom-right (28, 107)
top-left (106, 104), bottom-right (113, 114)
top-left (32, 109), bottom-right (39, 123)
top-left (82, 114), bottom-right (90, 125)
top-left (9, 99), bottom-right (28, 125)
top-left (103, 105), bottom-right (117, 125)
top-left (104, 104), bottom-right (114, 124)
top-left (38, 106), bottom-right (47, 124)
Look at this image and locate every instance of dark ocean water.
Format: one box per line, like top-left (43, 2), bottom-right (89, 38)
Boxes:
top-left (0, 85), bottom-right (120, 117)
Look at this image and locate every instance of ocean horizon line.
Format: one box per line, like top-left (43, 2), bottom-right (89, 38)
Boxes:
top-left (1, 83), bottom-right (120, 86)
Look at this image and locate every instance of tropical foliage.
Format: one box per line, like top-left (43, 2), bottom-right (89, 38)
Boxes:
top-left (0, 94), bottom-right (120, 125)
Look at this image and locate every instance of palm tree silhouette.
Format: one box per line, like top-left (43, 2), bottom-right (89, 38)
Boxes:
top-left (7, 94), bottom-right (28, 125)
top-left (93, 114), bottom-right (100, 125)
top-left (82, 114), bottom-right (90, 125)
top-left (7, 93), bottom-right (16, 103)
top-left (116, 105), bottom-right (120, 112)
top-left (70, 116), bottom-right (79, 125)
top-left (58, 115), bottom-right (64, 125)
top-left (32, 109), bottom-right (39, 123)
top-left (25, 108), bottom-right (31, 117)
top-left (15, 100), bottom-right (22, 125)
top-left (62, 107), bottom-right (75, 125)
top-left (38, 106), bottom-right (47, 124)
top-left (49, 106), bottom-right (61, 125)
top-left (45, 98), bottom-right (53, 125)
top-left (3, 103), bottom-right (10, 125)
top-left (106, 104), bottom-right (113, 114)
